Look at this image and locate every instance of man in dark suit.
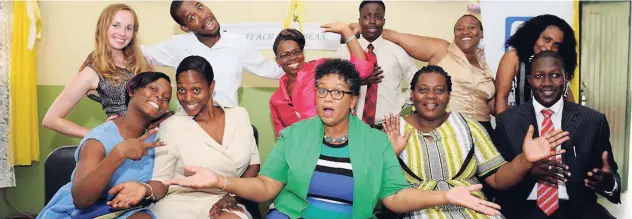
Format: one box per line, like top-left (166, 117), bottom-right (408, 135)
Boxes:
top-left (494, 51), bottom-right (620, 219)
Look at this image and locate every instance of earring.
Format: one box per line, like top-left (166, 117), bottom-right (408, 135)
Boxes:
top-left (350, 108), bottom-right (356, 115)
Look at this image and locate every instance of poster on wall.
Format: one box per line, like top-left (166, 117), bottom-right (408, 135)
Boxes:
top-left (221, 22), bottom-right (342, 51)
top-left (479, 1), bottom-right (574, 76)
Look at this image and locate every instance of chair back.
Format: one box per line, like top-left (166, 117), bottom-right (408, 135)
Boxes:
top-left (44, 146), bottom-right (78, 205)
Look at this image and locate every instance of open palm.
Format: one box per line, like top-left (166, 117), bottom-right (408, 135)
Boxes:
top-left (165, 166), bottom-right (219, 189)
top-left (382, 113), bottom-right (412, 155)
top-left (446, 184), bottom-right (501, 216)
top-left (522, 125), bottom-right (570, 163)
top-left (107, 181), bottom-right (147, 209)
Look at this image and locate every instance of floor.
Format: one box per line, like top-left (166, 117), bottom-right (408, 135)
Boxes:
top-left (600, 190), bottom-right (632, 218)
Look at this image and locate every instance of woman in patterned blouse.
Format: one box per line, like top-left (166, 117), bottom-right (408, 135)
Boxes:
top-left (382, 65), bottom-right (570, 219)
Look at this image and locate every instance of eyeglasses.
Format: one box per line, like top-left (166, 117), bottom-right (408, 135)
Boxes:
top-left (278, 50), bottom-right (303, 60)
top-left (315, 88), bottom-right (353, 100)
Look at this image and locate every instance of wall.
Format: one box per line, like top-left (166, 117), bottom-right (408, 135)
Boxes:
top-left (0, 1), bottom-right (467, 217)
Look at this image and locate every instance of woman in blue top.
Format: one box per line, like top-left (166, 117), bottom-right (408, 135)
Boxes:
top-left (37, 72), bottom-right (172, 219)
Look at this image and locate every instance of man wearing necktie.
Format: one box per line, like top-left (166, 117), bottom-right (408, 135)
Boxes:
top-left (336, 0), bottom-right (418, 129)
top-left (493, 51), bottom-right (620, 219)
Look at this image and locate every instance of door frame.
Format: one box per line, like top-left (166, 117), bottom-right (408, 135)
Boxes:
top-left (579, 1), bottom-right (632, 192)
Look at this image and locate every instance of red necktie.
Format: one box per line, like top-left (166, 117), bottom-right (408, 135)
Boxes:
top-left (537, 109), bottom-right (559, 216)
top-left (362, 44), bottom-right (378, 125)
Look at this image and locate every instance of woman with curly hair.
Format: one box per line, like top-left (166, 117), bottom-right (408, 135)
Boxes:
top-left (495, 14), bottom-right (578, 114)
top-left (355, 15), bottom-right (497, 135)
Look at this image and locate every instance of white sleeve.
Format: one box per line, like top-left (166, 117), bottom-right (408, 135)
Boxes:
top-left (141, 37), bottom-right (181, 68)
top-left (241, 40), bottom-right (283, 79)
top-left (396, 47), bottom-right (418, 106)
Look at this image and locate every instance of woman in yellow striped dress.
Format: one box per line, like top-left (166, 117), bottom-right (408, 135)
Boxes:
top-left (382, 65), bottom-right (570, 219)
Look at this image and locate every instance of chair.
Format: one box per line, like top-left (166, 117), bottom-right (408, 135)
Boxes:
top-left (44, 145), bottom-right (78, 205)
top-left (241, 125), bottom-right (262, 218)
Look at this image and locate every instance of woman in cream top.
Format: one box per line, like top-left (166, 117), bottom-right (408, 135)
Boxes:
top-left (148, 106), bottom-right (259, 218)
top-left (372, 14), bottom-right (495, 134)
top-left (109, 56), bottom-right (259, 219)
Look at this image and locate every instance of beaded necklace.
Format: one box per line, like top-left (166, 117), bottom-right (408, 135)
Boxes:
top-left (323, 132), bottom-right (348, 144)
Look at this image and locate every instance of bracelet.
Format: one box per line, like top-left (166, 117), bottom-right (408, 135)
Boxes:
top-left (604, 179), bottom-right (618, 196)
top-left (141, 182), bottom-right (156, 201)
top-left (345, 35), bottom-right (356, 44)
top-left (221, 173), bottom-right (228, 191)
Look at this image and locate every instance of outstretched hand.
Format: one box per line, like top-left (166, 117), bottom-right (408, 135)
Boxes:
top-left (382, 113), bottom-right (412, 155)
top-left (165, 166), bottom-right (220, 189)
top-left (114, 127), bottom-right (166, 161)
top-left (522, 125), bottom-right (570, 163)
top-left (445, 184), bottom-right (501, 216)
top-left (321, 21), bottom-right (351, 35)
top-left (106, 181), bottom-right (148, 209)
top-left (585, 151), bottom-right (616, 194)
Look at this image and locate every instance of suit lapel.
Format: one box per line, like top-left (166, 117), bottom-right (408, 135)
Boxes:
top-left (561, 101), bottom-right (581, 167)
top-left (518, 101), bottom-right (540, 148)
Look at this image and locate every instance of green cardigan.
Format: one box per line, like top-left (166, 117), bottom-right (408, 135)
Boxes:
top-left (260, 115), bottom-right (409, 219)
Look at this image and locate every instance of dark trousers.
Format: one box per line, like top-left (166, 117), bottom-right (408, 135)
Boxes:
top-left (479, 120), bottom-right (494, 136)
top-left (502, 200), bottom-right (617, 219)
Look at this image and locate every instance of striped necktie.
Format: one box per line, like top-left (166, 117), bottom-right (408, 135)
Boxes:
top-left (362, 44), bottom-right (378, 125)
top-left (537, 109), bottom-right (559, 216)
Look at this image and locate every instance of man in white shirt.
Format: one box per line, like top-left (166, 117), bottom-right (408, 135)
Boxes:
top-left (142, 0), bottom-right (283, 107)
top-left (336, 0), bottom-right (417, 128)
top-left (494, 51), bottom-right (619, 219)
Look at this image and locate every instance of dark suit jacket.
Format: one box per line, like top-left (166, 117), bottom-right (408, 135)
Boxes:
top-left (493, 100), bottom-right (621, 219)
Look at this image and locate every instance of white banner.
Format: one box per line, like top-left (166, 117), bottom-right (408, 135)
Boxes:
top-left (221, 22), bottom-right (342, 51)
top-left (480, 1), bottom-right (573, 77)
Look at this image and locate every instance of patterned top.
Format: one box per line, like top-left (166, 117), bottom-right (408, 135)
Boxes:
top-left (398, 113), bottom-right (506, 219)
top-left (85, 62), bottom-right (134, 117)
top-left (267, 140), bottom-right (354, 219)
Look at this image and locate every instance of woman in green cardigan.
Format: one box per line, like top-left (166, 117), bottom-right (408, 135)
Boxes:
top-left (163, 59), bottom-right (502, 218)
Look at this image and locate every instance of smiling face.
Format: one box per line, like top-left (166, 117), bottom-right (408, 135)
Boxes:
top-left (358, 2), bottom-right (385, 42)
top-left (528, 56), bottom-right (566, 108)
top-left (129, 78), bottom-right (172, 120)
top-left (275, 40), bottom-right (305, 76)
top-left (316, 74), bottom-right (358, 127)
top-left (176, 1), bottom-right (220, 36)
top-left (453, 15), bottom-right (483, 53)
top-left (106, 10), bottom-right (135, 50)
top-left (412, 72), bottom-right (450, 122)
top-left (533, 25), bottom-right (564, 54)
top-left (176, 70), bottom-right (214, 116)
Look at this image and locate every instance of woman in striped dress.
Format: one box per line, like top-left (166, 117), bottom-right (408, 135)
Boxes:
top-left (382, 65), bottom-right (570, 219)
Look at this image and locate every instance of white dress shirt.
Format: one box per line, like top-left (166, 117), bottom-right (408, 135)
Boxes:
top-left (336, 35), bottom-right (417, 124)
top-left (527, 97), bottom-right (569, 200)
top-left (142, 31), bottom-right (283, 107)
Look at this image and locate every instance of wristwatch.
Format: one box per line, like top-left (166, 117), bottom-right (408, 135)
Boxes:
top-left (603, 179), bottom-right (618, 196)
